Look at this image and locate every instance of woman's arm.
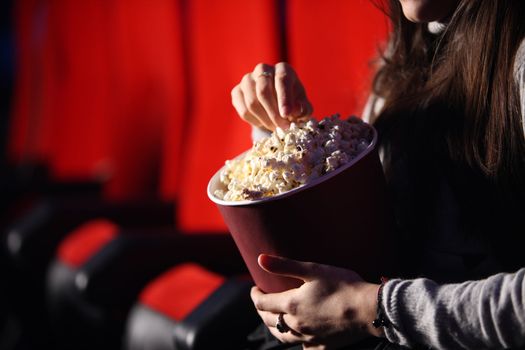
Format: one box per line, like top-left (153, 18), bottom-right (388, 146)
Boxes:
top-left (383, 268), bottom-right (525, 349)
top-left (251, 255), bottom-right (525, 349)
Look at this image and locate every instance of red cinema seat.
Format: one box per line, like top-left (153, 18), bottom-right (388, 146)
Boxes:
top-left (2, 0), bottom-right (101, 222)
top-left (8, 0), bottom-right (115, 189)
top-left (124, 264), bottom-right (258, 350)
top-left (287, 0), bottom-right (389, 118)
top-left (5, 0), bottom-right (181, 257)
top-left (6, 0), bottom-right (186, 257)
top-left (177, 0), bottom-right (281, 232)
top-left (8, 0), bottom-right (183, 200)
top-left (105, 0), bottom-right (187, 201)
top-left (9, 0), bottom-right (42, 167)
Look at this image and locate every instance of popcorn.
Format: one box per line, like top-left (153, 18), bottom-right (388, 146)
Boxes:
top-left (215, 114), bottom-right (373, 201)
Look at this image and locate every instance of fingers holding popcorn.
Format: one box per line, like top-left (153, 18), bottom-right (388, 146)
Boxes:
top-left (253, 64), bottom-right (289, 130)
top-left (232, 62), bottom-right (313, 131)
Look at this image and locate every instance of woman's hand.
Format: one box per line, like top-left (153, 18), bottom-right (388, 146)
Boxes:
top-left (231, 62), bottom-right (313, 131)
top-left (251, 254), bottom-right (383, 350)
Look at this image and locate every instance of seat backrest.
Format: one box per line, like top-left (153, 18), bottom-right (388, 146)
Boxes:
top-left (106, 0), bottom-right (186, 200)
top-left (175, 0), bottom-right (281, 232)
top-left (9, 0), bottom-right (186, 201)
top-left (287, 0), bottom-right (389, 118)
top-left (19, 0), bottom-right (115, 183)
top-left (157, 0), bottom-right (189, 203)
top-left (8, 0), bottom-right (33, 162)
top-left (9, 0), bottom-right (71, 168)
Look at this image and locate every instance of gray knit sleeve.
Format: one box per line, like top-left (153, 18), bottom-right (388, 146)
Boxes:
top-left (381, 268), bottom-right (525, 349)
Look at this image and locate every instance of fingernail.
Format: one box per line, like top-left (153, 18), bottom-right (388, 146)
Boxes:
top-left (281, 105), bottom-right (290, 117)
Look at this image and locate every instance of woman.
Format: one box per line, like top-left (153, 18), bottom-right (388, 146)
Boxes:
top-left (231, 0), bottom-right (525, 349)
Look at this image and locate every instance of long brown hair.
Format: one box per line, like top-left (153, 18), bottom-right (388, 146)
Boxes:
top-left (372, 0), bottom-right (525, 193)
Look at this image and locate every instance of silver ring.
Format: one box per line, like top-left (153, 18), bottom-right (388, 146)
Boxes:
top-left (276, 313), bottom-right (290, 333)
top-left (259, 71), bottom-right (273, 78)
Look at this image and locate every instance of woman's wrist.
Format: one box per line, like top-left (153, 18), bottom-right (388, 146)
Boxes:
top-left (363, 283), bottom-right (386, 338)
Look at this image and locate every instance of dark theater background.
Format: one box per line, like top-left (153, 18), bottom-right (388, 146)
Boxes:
top-left (0, 0), bottom-right (388, 349)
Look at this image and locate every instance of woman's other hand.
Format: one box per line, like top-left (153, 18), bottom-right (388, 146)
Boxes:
top-left (231, 62), bottom-right (313, 131)
top-left (250, 254), bottom-right (383, 349)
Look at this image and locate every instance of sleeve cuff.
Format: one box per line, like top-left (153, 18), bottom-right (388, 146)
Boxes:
top-left (381, 278), bottom-right (409, 346)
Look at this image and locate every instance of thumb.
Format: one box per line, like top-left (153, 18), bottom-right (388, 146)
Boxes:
top-left (258, 254), bottom-right (321, 282)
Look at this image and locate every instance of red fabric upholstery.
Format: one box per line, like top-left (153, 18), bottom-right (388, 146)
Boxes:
top-left (156, 0), bottom-right (188, 202)
top-left (39, 0), bottom-right (114, 182)
top-left (57, 219), bottom-right (119, 268)
top-left (287, 0), bottom-right (389, 118)
top-left (139, 264), bottom-right (225, 321)
top-left (9, 0), bottom-right (35, 163)
top-left (176, 0), bottom-right (281, 232)
top-left (106, 0), bottom-right (186, 200)
top-left (9, 0), bottom-right (70, 167)
top-left (9, 0), bottom-right (186, 201)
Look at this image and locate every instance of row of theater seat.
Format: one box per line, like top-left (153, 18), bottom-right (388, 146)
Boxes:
top-left (3, 0), bottom-right (388, 349)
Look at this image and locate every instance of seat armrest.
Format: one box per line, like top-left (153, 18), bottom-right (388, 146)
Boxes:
top-left (75, 232), bottom-right (245, 309)
top-left (173, 279), bottom-right (260, 350)
top-left (5, 197), bottom-right (175, 272)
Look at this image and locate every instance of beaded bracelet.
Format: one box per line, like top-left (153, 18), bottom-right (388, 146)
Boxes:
top-left (372, 276), bottom-right (390, 328)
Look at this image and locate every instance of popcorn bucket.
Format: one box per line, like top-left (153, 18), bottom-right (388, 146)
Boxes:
top-left (207, 126), bottom-right (397, 293)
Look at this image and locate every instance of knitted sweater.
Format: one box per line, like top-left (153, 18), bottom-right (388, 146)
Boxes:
top-left (383, 269), bottom-right (525, 349)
